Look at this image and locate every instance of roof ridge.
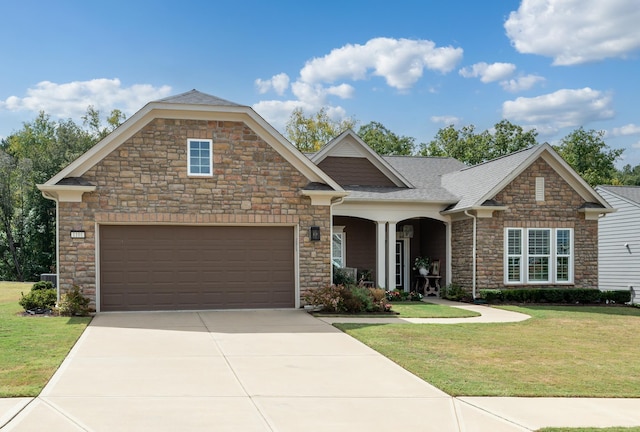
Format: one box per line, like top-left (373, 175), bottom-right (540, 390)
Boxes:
top-left (457, 144), bottom-right (537, 172)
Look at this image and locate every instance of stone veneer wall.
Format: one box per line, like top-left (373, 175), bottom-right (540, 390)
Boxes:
top-left (57, 118), bottom-right (332, 307)
top-left (451, 158), bottom-right (598, 292)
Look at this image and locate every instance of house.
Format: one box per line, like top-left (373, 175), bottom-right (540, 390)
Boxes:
top-left (595, 185), bottom-right (640, 303)
top-left (38, 90), bottom-right (613, 312)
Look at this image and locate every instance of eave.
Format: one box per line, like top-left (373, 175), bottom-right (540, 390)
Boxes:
top-left (37, 184), bottom-right (96, 202)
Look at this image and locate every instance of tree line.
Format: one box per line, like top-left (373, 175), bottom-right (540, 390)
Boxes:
top-left (1, 106), bottom-right (637, 281)
top-left (0, 108), bottom-right (124, 281)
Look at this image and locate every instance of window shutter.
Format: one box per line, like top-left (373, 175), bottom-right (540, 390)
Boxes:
top-left (535, 177), bottom-right (544, 202)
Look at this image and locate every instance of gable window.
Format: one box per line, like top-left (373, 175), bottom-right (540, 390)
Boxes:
top-left (504, 228), bottom-right (573, 284)
top-left (188, 139), bottom-right (212, 176)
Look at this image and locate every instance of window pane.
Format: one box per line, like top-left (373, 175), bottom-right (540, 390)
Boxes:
top-left (508, 257), bottom-right (521, 282)
top-left (528, 229), bottom-right (550, 255)
top-left (508, 230), bottom-right (521, 255)
top-left (528, 257), bottom-right (549, 281)
top-left (557, 230), bottom-right (570, 256)
top-left (332, 233), bottom-right (343, 267)
top-left (557, 256), bottom-right (569, 281)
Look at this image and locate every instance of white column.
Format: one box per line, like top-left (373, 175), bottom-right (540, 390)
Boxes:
top-left (376, 221), bottom-right (386, 289)
top-left (387, 222), bottom-right (397, 292)
top-left (445, 221), bottom-right (452, 288)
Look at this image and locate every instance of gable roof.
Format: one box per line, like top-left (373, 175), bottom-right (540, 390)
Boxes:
top-left (597, 185), bottom-right (640, 206)
top-left (41, 90), bottom-right (343, 193)
top-left (441, 143), bottom-right (612, 213)
top-left (310, 129), bottom-right (413, 188)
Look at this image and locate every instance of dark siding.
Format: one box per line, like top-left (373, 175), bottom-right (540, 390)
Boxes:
top-left (318, 157), bottom-right (398, 187)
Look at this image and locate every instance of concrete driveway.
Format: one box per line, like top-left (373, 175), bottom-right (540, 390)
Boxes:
top-left (3, 310), bottom-right (526, 431)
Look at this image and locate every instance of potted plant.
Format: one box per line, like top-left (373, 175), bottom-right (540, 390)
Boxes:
top-left (413, 256), bottom-right (430, 276)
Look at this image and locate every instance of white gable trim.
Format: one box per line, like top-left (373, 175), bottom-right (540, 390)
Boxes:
top-left (475, 143), bottom-right (612, 211)
top-left (44, 101), bottom-right (344, 193)
top-left (311, 130), bottom-right (413, 188)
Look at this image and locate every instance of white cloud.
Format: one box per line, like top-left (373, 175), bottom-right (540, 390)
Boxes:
top-left (254, 73), bottom-right (290, 95)
top-left (459, 62), bottom-right (516, 83)
top-left (505, 0), bottom-right (640, 65)
top-left (299, 37), bottom-right (463, 90)
top-left (1, 79), bottom-right (172, 119)
top-left (431, 115), bottom-right (461, 126)
top-left (612, 123), bottom-right (640, 136)
top-left (502, 87), bottom-right (614, 132)
top-left (252, 99), bottom-right (348, 132)
top-left (500, 74), bottom-right (545, 92)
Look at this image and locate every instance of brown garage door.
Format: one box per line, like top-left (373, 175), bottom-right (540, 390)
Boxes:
top-left (100, 225), bottom-right (295, 311)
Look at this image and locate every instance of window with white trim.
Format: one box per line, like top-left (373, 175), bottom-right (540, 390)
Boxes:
top-left (504, 228), bottom-right (573, 284)
top-left (332, 226), bottom-right (345, 268)
top-left (187, 139), bottom-right (212, 176)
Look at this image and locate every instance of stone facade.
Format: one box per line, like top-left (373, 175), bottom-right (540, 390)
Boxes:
top-left (452, 158), bottom-right (598, 291)
top-left (57, 118), bottom-right (332, 307)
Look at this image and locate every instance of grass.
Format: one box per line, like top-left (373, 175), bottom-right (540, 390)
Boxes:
top-left (0, 281), bottom-right (91, 397)
top-left (336, 305), bottom-right (640, 397)
top-left (389, 301), bottom-right (480, 318)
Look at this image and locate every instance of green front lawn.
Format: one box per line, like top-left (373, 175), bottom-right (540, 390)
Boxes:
top-left (390, 301), bottom-right (480, 318)
top-left (336, 305), bottom-right (640, 397)
top-left (0, 281), bottom-right (91, 397)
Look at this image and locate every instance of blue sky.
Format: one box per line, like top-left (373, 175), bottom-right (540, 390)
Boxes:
top-left (1, 0), bottom-right (639, 167)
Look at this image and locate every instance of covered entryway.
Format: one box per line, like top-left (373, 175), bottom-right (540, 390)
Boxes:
top-left (99, 225), bottom-right (295, 311)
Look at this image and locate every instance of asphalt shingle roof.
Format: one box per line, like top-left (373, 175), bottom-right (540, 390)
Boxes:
top-left (441, 146), bottom-right (539, 211)
top-left (598, 185), bottom-right (640, 205)
top-left (156, 89), bottom-right (243, 107)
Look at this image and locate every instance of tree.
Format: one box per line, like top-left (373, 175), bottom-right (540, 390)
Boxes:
top-left (285, 107), bottom-right (356, 152)
top-left (554, 128), bottom-right (623, 186)
top-left (419, 120), bottom-right (538, 165)
top-left (616, 164), bottom-right (640, 186)
top-left (357, 121), bottom-right (415, 155)
top-left (0, 107), bottom-right (124, 281)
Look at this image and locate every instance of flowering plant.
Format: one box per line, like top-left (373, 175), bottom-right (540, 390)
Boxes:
top-left (412, 256), bottom-right (430, 271)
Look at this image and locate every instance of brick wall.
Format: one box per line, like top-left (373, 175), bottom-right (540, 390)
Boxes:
top-left (452, 158), bottom-right (598, 292)
top-left (58, 118), bottom-right (332, 307)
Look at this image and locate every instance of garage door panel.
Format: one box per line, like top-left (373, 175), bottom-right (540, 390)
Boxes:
top-left (100, 225), bottom-right (295, 311)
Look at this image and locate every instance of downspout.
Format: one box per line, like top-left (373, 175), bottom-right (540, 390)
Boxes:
top-left (40, 191), bottom-right (60, 304)
top-left (464, 210), bottom-right (477, 300)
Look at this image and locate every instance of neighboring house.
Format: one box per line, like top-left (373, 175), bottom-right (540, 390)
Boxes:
top-left (595, 185), bottom-right (640, 303)
top-left (38, 90), bottom-right (614, 312)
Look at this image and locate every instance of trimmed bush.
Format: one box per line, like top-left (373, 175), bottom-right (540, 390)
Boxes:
top-left (31, 281), bottom-right (54, 291)
top-left (19, 288), bottom-right (57, 311)
top-left (441, 284), bottom-right (471, 302)
top-left (478, 288), bottom-right (631, 305)
top-left (57, 285), bottom-right (90, 316)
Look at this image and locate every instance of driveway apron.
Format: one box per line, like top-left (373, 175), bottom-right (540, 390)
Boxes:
top-left (3, 310), bottom-right (525, 431)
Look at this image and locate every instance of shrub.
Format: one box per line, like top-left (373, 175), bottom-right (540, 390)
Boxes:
top-left (31, 281), bottom-right (54, 291)
top-left (333, 266), bottom-right (356, 286)
top-left (408, 291), bottom-right (423, 302)
top-left (303, 284), bottom-right (391, 313)
top-left (302, 284), bottom-right (345, 312)
top-left (441, 284), bottom-right (470, 302)
top-left (57, 285), bottom-right (90, 316)
top-left (477, 288), bottom-right (632, 305)
top-left (19, 288), bottom-right (57, 311)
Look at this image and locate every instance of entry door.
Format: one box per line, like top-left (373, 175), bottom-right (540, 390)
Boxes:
top-left (395, 239), bottom-right (408, 289)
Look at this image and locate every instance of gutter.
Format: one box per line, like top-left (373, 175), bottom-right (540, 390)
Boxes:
top-left (464, 210), bottom-right (477, 300)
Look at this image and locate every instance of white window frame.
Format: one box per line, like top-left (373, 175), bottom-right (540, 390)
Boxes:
top-left (187, 139), bottom-right (213, 177)
top-left (332, 226), bottom-right (346, 268)
top-left (504, 228), bottom-right (574, 285)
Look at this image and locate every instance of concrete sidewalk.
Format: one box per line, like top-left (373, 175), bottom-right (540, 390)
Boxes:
top-left (2, 307), bottom-right (639, 431)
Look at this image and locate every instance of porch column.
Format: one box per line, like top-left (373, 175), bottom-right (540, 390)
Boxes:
top-left (376, 221), bottom-right (386, 289)
top-left (387, 222), bottom-right (397, 292)
top-left (445, 221), bottom-right (452, 287)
